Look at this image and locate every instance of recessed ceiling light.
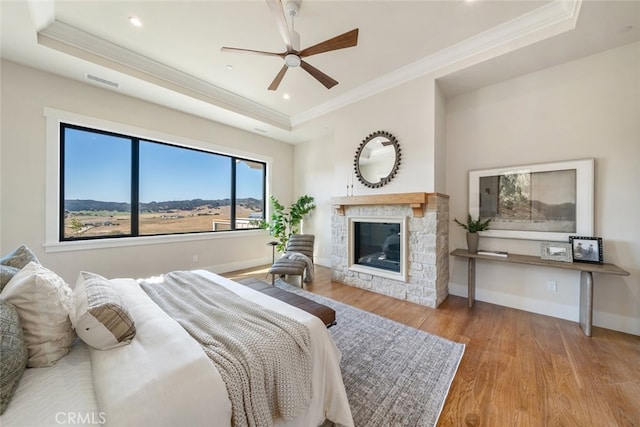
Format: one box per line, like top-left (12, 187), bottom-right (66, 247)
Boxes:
top-left (283, 93), bottom-right (290, 100)
top-left (129, 16), bottom-right (143, 27)
top-left (226, 65), bottom-right (233, 70)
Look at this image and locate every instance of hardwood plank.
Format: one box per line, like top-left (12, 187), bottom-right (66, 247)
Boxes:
top-left (222, 264), bottom-right (640, 426)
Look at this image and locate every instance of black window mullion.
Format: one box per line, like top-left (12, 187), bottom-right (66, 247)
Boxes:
top-left (131, 139), bottom-right (140, 236)
top-left (230, 157), bottom-right (237, 231)
top-left (59, 125), bottom-right (67, 240)
top-left (262, 162), bottom-right (267, 221)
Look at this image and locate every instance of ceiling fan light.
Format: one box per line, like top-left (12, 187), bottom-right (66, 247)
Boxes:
top-left (285, 54), bottom-right (301, 67)
top-left (128, 16), bottom-right (143, 27)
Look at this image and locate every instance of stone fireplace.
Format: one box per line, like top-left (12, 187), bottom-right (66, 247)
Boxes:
top-left (331, 193), bottom-right (449, 308)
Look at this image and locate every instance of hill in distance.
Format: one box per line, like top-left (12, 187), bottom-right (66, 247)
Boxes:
top-left (65, 198), bottom-right (263, 213)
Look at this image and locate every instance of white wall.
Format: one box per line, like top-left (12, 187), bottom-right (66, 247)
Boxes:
top-left (446, 42), bottom-right (639, 335)
top-left (0, 60), bottom-right (294, 283)
top-left (434, 82), bottom-right (447, 193)
top-left (295, 42), bottom-right (639, 335)
top-left (292, 131), bottom-right (335, 266)
top-left (294, 76), bottom-right (438, 267)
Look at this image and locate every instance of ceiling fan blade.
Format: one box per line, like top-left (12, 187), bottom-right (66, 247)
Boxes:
top-left (299, 28), bottom-right (359, 58)
top-left (268, 65), bottom-right (289, 91)
top-left (221, 47), bottom-right (285, 58)
top-left (266, 0), bottom-right (293, 52)
top-left (300, 60), bottom-right (338, 89)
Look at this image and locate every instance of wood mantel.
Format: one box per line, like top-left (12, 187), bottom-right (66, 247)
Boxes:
top-left (331, 192), bottom-right (447, 217)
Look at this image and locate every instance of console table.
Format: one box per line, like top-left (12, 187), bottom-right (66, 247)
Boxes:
top-left (450, 248), bottom-right (630, 336)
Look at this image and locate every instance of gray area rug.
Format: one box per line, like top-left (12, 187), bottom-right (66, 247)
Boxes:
top-left (274, 280), bottom-right (465, 427)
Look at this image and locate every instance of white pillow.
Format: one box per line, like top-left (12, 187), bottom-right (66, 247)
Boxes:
top-left (71, 271), bottom-right (136, 350)
top-left (0, 262), bottom-right (76, 367)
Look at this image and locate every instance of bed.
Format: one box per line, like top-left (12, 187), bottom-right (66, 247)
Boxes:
top-left (0, 252), bottom-right (353, 427)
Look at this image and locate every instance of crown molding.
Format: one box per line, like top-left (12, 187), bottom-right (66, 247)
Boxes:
top-left (37, 20), bottom-right (292, 130)
top-left (30, 0), bottom-right (581, 135)
top-left (290, 0), bottom-right (582, 127)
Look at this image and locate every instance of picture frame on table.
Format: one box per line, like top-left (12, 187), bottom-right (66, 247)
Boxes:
top-left (540, 241), bottom-right (573, 263)
top-left (569, 236), bottom-right (603, 264)
top-left (468, 159), bottom-right (594, 241)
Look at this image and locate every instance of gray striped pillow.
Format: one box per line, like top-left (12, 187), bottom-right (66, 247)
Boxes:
top-left (71, 272), bottom-right (136, 350)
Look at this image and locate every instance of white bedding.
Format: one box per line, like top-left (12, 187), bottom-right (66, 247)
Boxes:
top-left (91, 270), bottom-right (353, 427)
top-left (0, 340), bottom-right (100, 427)
top-left (2, 269), bottom-right (352, 427)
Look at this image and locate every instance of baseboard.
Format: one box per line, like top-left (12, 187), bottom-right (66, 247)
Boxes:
top-left (448, 283), bottom-right (639, 336)
top-left (204, 256), bottom-right (271, 275)
top-left (205, 256), bottom-right (332, 278)
top-left (315, 257), bottom-right (331, 268)
top-left (449, 282), bottom-right (578, 321)
top-left (592, 311), bottom-right (640, 336)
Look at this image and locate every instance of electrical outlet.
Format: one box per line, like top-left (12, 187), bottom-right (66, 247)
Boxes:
top-left (547, 281), bottom-right (557, 292)
top-left (192, 254), bottom-right (199, 263)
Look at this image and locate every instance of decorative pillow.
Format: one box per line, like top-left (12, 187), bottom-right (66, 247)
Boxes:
top-left (0, 245), bottom-right (40, 269)
top-left (0, 300), bottom-right (28, 414)
top-left (0, 265), bottom-right (20, 292)
top-left (0, 262), bottom-right (76, 367)
top-left (0, 245), bottom-right (40, 291)
top-left (71, 271), bottom-right (136, 350)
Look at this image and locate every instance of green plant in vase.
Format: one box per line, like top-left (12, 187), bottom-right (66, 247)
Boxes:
top-left (257, 195), bottom-right (316, 253)
top-left (454, 214), bottom-right (491, 253)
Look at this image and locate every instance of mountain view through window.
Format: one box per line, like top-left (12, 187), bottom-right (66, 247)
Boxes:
top-left (61, 124), bottom-right (265, 240)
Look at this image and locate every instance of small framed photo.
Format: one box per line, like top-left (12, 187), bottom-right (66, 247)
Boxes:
top-left (540, 241), bottom-right (573, 263)
top-left (569, 236), bottom-right (603, 264)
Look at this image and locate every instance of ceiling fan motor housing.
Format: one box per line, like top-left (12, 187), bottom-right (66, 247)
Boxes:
top-left (285, 53), bottom-right (301, 67)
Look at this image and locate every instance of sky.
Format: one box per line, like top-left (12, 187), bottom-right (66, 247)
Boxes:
top-left (64, 127), bottom-right (264, 203)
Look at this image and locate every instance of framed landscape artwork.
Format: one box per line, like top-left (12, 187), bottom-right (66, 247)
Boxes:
top-left (540, 241), bottom-right (573, 263)
top-left (468, 159), bottom-right (594, 241)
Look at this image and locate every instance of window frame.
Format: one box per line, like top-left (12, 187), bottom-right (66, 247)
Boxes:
top-left (45, 108), bottom-right (271, 252)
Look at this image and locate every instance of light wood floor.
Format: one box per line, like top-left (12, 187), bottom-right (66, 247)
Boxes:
top-left (223, 264), bottom-right (640, 426)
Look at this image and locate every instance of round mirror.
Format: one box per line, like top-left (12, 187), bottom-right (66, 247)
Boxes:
top-left (353, 130), bottom-right (401, 188)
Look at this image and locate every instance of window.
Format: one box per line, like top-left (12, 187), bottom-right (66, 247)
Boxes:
top-left (61, 123), bottom-right (266, 241)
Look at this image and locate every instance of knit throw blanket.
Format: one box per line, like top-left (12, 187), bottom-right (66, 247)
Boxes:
top-left (280, 253), bottom-right (314, 282)
top-left (139, 271), bottom-right (312, 427)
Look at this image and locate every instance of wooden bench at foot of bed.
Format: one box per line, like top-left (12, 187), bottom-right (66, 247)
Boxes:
top-left (238, 278), bottom-right (336, 327)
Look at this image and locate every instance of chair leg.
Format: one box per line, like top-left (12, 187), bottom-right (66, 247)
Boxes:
top-left (271, 273), bottom-right (275, 286)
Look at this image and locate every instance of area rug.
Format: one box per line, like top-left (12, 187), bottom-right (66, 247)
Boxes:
top-left (274, 280), bottom-right (465, 427)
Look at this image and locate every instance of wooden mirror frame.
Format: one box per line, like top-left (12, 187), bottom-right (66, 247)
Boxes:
top-left (353, 130), bottom-right (401, 188)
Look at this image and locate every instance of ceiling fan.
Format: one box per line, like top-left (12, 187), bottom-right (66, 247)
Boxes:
top-left (221, 0), bottom-right (359, 91)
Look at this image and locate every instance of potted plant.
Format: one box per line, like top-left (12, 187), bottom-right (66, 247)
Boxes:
top-left (257, 195), bottom-right (316, 253)
top-left (454, 214), bottom-right (491, 253)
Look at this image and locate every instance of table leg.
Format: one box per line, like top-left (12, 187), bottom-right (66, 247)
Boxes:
top-left (265, 242), bottom-right (278, 279)
top-left (579, 271), bottom-right (594, 336)
top-left (468, 258), bottom-right (476, 308)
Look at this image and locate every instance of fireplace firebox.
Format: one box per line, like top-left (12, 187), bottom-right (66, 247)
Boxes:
top-left (354, 222), bottom-right (401, 272)
top-left (348, 216), bottom-right (407, 281)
